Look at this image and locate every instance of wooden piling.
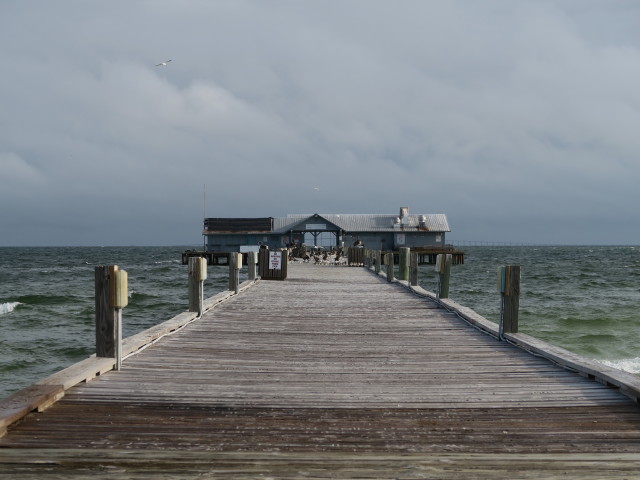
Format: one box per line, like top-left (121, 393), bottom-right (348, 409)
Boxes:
top-left (385, 252), bottom-right (394, 282)
top-left (229, 253), bottom-right (241, 294)
top-left (410, 252), bottom-right (419, 286)
top-left (188, 257), bottom-right (207, 315)
top-left (95, 265), bottom-right (118, 359)
top-left (95, 265), bottom-right (127, 370)
top-left (436, 254), bottom-right (452, 299)
top-left (399, 247), bottom-right (410, 281)
top-left (247, 251), bottom-right (257, 281)
top-left (501, 265), bottom-right (521, 335)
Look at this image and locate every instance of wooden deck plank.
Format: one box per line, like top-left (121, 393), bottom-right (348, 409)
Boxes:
top-left (2, 450), bottom-right (640, 479)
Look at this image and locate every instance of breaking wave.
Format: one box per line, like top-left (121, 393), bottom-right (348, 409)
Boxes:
top-left (597, 357), bottom-right (640, 375)
top-left (0, 302), bottom-right (21, 315)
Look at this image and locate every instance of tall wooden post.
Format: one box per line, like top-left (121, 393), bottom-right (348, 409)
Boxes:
top-left (385, 252), bottom-right (394, 282)
top-left (436, 254), bottom-right (452, 299)
top-left (498, 265), bottom-right (521, 338)
top-left (410, 252), bottom-right (419, 286)
top-left (188, 257), bottom-right (207, 315)
top-left (399, 247), bottom-right (410, 281)
top-left (247, 251), bottom-right (257, 281)
top-left (96, 266), bottom-right (116, 359)
top-left (375, 250), bottom-right (381, 274)
top-left (228, 253), bottom-right (241, 294)
top-left (95, 265), bottom-right (127, 370)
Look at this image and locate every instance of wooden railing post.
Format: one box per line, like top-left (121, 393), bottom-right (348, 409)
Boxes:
top-left (247, 251), bottom-right (257, 281)
top-left (375, 250), bottom-right (381, 274)
top-left (436, 254), bottom-right (452, 299)
top-left (229, 253), bottom-right (241, 294)
top-left (410, 252), bottom-right (419, 286)
top-left (188, 257), bottom-right (207, 315)
top-left (399, 247), bottom-right (410, 281)
top-left (385, 252), bottom-right (394, 282)
top-left (498, 265), bottom-right (521, 338)
top-left (95, 265), bottom-right (127, 370)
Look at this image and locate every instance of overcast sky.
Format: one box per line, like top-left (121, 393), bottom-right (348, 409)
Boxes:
top-left (2, 1), bottom-right (639, 246)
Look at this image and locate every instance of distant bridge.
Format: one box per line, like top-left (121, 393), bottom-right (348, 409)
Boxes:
top-left (450, 240), bottom-right (562, 247)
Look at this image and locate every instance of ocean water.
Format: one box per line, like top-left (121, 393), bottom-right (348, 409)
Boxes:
top-left (1, 245), bottom-right (639, 400)
top-left (421, 245), bottom-right (640, 372)
top-left (0, 246), bottom-right (236, 399)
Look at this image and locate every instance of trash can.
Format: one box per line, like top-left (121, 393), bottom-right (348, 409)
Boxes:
top-left (258, 248), bottom-right (288, 280)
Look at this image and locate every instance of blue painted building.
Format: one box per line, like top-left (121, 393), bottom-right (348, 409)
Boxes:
top-left (203, 207), bottom-right (451, 253)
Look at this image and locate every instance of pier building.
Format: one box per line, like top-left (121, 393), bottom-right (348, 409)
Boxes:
top-left (202, 207), bottom-right (450, 252)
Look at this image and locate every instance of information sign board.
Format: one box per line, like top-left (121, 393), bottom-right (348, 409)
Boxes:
top-left (269, 251), bottom-right (282, 270)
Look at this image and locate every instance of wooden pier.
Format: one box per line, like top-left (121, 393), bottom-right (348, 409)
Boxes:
top-left (2, 263), bottom-right (640, 478)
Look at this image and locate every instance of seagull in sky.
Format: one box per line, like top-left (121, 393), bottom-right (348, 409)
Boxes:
top-left (155, 59), bottom-right (172, 66)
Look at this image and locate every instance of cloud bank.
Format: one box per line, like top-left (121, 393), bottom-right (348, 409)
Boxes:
top-left (1, 0), bottom-right (639, 245)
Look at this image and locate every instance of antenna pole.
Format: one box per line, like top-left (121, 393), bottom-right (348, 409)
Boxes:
top-left (203, 184), bottom-right (206, 251)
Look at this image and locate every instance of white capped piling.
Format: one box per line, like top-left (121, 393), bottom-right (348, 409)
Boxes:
top-left (228, 253), bottom-right (242, 294)
top-left (399, 247), bottom-right (410, 281)
top-left (365, 249), bottom-right (373, 269)
top-left (247, 251), bottom-right (257, 281)
top-left (188, 257), bottom-right (207, 315)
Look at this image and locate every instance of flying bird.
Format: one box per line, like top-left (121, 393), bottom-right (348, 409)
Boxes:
top-left (155, 59), bottom-right (172, 66)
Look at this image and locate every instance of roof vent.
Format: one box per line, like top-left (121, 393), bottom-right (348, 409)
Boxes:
top-left (399, 207), bottom-right (409, 226)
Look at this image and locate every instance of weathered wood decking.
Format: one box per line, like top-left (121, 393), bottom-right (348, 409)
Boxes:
top-left (1, 263), bottom-right (640, 478)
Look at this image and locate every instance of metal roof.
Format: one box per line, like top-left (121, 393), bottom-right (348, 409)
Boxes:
top-left (204, 217), bottom-right (273, 233)
top-left (272, 213), bottom-right (450, 233)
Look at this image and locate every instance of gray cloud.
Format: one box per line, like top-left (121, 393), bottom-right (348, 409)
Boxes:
top-left (1, 0), bottom-right (639, 245)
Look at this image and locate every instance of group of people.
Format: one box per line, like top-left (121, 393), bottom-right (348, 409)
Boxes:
top-left (288, 245), bottom-right (347, 265)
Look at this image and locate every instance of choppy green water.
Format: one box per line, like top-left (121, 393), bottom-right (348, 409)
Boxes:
top-left (1, 245), bottom-right (639, 399)
top-left (0, 246), bottom-right (233, 398)
top-left (420, 245), bottom-right (640, 368)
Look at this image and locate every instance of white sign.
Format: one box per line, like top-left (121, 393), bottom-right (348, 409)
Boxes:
top-left (269, 251), bottom-right (282, 270)
top-left (306, 224), bottom-right (326, 230)
top-left (396, 233), bottom-right (405, 245)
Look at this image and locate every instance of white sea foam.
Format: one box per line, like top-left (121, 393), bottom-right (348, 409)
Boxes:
top-left (0, 302), bottom-right (20, 315)
top-left (597, 357), bottom-right (640, 375)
